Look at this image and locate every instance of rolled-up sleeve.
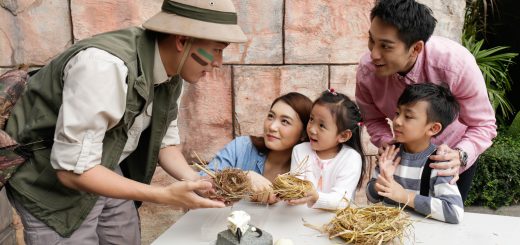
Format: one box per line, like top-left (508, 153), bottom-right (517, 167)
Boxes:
top-left (160, 84), bottom-right (183, 148)
top-left (50, 48), bottom-right (128, 174)
top-left (160, 118), bottom-right (180, 147)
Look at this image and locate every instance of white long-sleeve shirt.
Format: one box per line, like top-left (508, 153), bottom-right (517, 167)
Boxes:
top-left (50, 43), bottom-right (182, 174)
top-left (291, 142), bottom-right (362, 210)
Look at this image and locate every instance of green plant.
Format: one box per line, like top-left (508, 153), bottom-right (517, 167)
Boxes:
top-left (462, 33), bottom-right (518, 122)
top-left (464, 0), bottom-right (497, 37)
top-left (507, 111), bottom-right (520, 137)
top-left (465, 132), bottom-right (520, 208)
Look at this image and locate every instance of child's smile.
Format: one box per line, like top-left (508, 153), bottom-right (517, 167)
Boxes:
top-left (307, 104), bottom-right (342, 159)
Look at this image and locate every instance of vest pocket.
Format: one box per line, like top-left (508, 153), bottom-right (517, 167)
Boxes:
top-left (31, 150), bottom-right (81, 204)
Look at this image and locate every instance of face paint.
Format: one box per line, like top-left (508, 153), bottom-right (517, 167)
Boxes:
top-left (197, 48), bottom-right (214, 62)
top-left (191, 53), bottom-right (209, 66)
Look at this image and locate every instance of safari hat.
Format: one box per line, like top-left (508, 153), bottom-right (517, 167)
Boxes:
top-left (143, 0), bottom-right (247, 43)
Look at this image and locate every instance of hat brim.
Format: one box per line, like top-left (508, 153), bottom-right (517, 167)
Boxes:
top-left (143, 12), bottom-right (248, 43)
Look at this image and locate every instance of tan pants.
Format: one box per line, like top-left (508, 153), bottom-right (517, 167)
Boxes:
top-left (8, 169), bottom-right (141, 245)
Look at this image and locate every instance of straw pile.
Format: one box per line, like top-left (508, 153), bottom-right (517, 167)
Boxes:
top-left (192, 153), bottom-right (252, 203)
top-left (324, 204), bottom-right (412, 245)
top-left (272, 156), bottom-right (313, 200)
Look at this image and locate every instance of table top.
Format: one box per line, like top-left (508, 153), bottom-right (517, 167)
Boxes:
top-left (152, 201), bottom-right (520, 245)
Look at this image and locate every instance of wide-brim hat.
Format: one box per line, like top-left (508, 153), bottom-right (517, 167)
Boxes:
top-left (143, 0), bottom-right (247, 43)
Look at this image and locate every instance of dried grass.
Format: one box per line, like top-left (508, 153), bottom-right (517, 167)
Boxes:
top-left (192, 152), bottom-right (252, 203)
top-left (272, 156), bottom-right (313, 200)
top-left (322, 203), bottom-right (413, 245)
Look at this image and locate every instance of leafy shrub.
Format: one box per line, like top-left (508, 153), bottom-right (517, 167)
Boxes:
top-left (465, 133), bottom-right (520, 209)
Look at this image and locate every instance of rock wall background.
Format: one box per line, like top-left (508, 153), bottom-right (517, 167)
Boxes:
top-left (0, 0), bottom-right (465, 244)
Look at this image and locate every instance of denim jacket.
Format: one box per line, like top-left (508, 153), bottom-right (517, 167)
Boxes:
top-left (202, 136), bottom-right (266, 174)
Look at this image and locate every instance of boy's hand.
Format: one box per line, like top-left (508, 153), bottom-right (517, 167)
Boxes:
top-left (378, 144), bottom-right (401, 177)
top-left (287, 187), bottom-right (319, 207)
top-left (376, 175), bottom-right (415, 207)
top-left (377, 139), bottom-right (396, 159)
top-left (429, 144), bottom-right (461, 184)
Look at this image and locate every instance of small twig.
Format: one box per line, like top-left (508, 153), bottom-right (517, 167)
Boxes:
top-left (192, 162), bottom-right (216, 178)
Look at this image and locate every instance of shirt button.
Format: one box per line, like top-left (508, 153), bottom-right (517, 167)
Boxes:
top-left (129, 128), bottom-right (139, 136)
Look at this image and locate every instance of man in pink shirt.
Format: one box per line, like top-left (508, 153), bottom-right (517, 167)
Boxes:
top-left (355, 0), bottom-right (497, 201)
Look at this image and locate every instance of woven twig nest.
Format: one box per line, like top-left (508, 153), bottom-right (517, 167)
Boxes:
top-left (324, 204), bottom-right (412, 245)
top-left (213, 168), bottom-right (252, 202)
top-left (272, 156), bottom-right (313, 200)
top-left (192, 152), bottom-right (252, 203)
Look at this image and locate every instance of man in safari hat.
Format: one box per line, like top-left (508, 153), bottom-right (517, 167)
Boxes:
top-left (5, 0), bottom-right (246, 244)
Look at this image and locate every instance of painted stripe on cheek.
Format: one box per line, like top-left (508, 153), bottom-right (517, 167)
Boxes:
top-left (197, 48), bottom-right (214, 62)
top-left (191, 53), bottom-right (208, 66)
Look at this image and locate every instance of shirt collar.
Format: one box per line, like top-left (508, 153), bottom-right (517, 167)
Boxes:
top-left (398, 47), bottom-right (425, 84)
top-left (153, 41), bottom-right (170, 85)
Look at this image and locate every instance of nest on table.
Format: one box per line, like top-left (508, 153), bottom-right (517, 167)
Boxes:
top-left (322, 203), bottom-right (413, 245)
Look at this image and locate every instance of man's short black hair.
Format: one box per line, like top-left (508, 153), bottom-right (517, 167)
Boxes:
top-left (370, 0), bottom-right (437, 47)
top-left (398, 83), bottom-right (460, 135)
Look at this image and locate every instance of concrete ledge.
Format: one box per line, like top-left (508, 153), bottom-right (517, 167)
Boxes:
top-left (465, 205), bottom-right (520, 217)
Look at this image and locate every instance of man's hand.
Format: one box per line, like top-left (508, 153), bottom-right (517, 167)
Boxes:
top-left (193, 175), bottom-right (218, 199)
top-left (161, 180), bottom-right (226, 209)
top-left (429, 144), bottom-right (461, 184)
top-left (286, 187), bottom-right (319, 207)
top-left (247, 171), bottom-right (277, 204)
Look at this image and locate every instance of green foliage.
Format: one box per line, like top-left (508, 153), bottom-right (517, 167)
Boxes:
top-left (507, 112), bottom-right (520, 138)
top-left (463, 0), bottom-right (518, 123)
top-left (462, 33), bottom-right (518, 122)
top-left (464, 0), bottom-right (497, 37)
top-left (465, 133), bottom-right (520, 208)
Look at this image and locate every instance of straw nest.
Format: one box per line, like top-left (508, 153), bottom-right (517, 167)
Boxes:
top-left (192, 153), bottom-right (252, 203)
top-left (212, 167), bottom-right (252, 202)
top-left (272, 156), bottom-right (313, 200)
top-left (324, 204), bottom-right (412, 245)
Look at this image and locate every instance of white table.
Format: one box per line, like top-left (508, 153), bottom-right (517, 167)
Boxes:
top-left (152, 201), bottom-right (520, 245)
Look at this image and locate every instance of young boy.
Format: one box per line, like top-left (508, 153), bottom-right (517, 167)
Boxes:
top-left (366, 83), bottom-right (463, 224)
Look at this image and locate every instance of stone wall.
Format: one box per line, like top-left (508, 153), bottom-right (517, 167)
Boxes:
top-left (0, 0), bottom-right (465, 244)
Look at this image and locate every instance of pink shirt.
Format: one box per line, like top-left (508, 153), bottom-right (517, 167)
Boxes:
top-left (355, 36), bottom-right (497, 171)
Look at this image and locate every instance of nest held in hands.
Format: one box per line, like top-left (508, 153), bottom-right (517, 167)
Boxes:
top-left (192, 152), bottom-right (252, 203)
top-left (272, 155), bottom-right (313, 200)
top-left (213, 168), bottom-right (252, 202)
top-left (325, 204), bottom-right (412, 245)
top-left (272, 173), bottom-right (313, 200)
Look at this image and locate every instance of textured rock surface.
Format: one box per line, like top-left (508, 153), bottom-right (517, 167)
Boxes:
top-left (418, 0), bottom-right (466, 42)
top-left (225, 0), bottom-right (283, 64)
top-left (285, 0), bottom-right (373, 64)
top-left (178, 66), bottom-right (234, 162)
top-left (233, 65), bottom-right (327, 136)
top-left (0, 0), bottom-right (72, 66)
top-left (70, 0), bottom-right (162, 40)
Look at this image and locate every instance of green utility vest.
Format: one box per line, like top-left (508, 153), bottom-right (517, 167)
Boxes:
top-left (5, 27), bottom-right (182, 237)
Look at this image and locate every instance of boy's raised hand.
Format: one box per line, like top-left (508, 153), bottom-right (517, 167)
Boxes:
top-left (378, 144), bottom-right (401, 178)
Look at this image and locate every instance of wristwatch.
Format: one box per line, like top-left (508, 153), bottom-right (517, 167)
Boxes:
top-left (455, 148), bottom-right (468, 167)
